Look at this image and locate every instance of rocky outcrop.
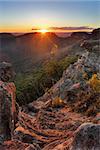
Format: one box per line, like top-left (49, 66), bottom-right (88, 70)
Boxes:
top-left (28, 41), bottom-right (100, 116)
top-left (0, 62), bottom-right (17, 144)
top-left (91, 28), bottom-right (100, 39)
top-left (0, 36), bottom-right (100, 149)
top-left (0, 140), bottom-right (41, 150)
top-left (70, 123), bottom-right (100, 150)
top-left (13, 39), bottom-right (100, 149)
top-left (81, 39), bottom-right (100, 53)
top-left (71, 32), bottom-right (89, 39)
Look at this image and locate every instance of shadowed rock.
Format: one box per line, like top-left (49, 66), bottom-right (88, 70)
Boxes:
top-left (0, 62), bottom-right (16, 144)
top-left (70, 123), bottom-right (100, 150)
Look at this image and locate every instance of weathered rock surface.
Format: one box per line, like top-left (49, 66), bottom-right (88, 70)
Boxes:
top-left (0, 140), bottom-right (39, 150)
top-left (91, 28), bottom-right (100, 39)
top-left (0, 62), bottom-right (17, 144)
top-left (70, 123), bottom-right (100, 150)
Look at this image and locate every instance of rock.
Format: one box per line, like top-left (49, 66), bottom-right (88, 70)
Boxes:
top-left (81, 39), bottom-right (100, 53)
top-left (69, 83), bottom-right (80, 90)
top-left (14, 126), bottom-right (37, 144)
top-left (91, 28), bottom-right (100, 39)
top-left (70, 123), bottom-right (100, 150)
top-left (71, 32), bottom-right (89, 39)
top-left (28, 99), bottom-right (52, 112)
top-left (0, 62), bottom-right (15, 82)
top-left (0, 62), bottom-right (17, 144)
top-left (8, 36), bottom-right (100, 149)
top-left (25, 143), bottom-right (41, 150)
top-left (28, 46), bottom-right (100, 116)
top-left (0, 140), bottom-right (36, 150)
top-left (28, 101), bottom-right (45, 112)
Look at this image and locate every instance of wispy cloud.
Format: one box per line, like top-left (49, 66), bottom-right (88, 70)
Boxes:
top-left (32, 28), bottom-right (40, 30)
top-left (49, 26), bottom-right (94, 30)
top-left (32, 26), bottom-right (94, 32)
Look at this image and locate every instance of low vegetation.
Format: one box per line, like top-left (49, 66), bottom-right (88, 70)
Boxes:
top-left (15, 56), bottom-right (78, 105)
top-left (88, 74), bottom-right (100, 93)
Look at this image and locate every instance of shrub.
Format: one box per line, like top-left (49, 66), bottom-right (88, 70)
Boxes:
top-left (51, 97), bottom-right (64, 107)
top-left (88, 74), bottom-right (100, 92)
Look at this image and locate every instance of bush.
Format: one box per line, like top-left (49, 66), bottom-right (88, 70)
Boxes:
top-left (88, 74), bottom-right (100, 92)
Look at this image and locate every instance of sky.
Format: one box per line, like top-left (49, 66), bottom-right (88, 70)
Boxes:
top-left (0, 0), bottom-right (100, 32)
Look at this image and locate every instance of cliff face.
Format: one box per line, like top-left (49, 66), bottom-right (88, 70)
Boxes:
top-left (0, 33), bottom-right (100, 149)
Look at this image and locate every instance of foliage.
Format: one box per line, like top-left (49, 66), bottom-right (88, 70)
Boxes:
top-left (51, 97), bottom-right (65, 107)
top-left (59, 56), bottom-right (78, 70)
top-left (15, 55), bottom-right (78, 105)
top-left (44, 60), bottom-right (62, 82)
top-left (88, 74), bottom-right (100, 92)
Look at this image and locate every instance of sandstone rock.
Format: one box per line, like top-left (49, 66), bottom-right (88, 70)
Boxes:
top-left (81, 39), bottom-right (100, 54)
top-left (0, 62), bottom-right (17, 144)
top-left (0, 140), bottom-right (37, 150)
top-left (25, 143), bottom-right (41, 150)
top-left (70, 123), bottom-right (100, 150)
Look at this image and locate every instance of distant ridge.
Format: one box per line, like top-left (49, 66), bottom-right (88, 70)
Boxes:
top-left (0, 28), bottom-right (99, 73)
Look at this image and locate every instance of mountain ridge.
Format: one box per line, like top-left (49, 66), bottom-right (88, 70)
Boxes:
top-left (0, 28), bottom-right (99, 74)
top-left (0, 28), bottom-right (100, 150)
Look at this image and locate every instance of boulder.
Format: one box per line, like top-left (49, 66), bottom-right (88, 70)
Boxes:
top-left (91, 28), bottom-right (100, 39)
top-left (0, 62), bottom-right (17, 144)
top-left (0, 140), bottom-right (40, 150)
top-left (70, 123), bottom-right (100, 150)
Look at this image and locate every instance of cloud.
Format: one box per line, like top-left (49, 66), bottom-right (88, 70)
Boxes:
top-left (32, 26), bottom-right (94, 32)
top-left (32, 28), bottom-right (39, 31)
top-left (49, 26), bottom-right (94, 30)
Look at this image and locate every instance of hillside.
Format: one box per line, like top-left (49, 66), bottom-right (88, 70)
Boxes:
top-left (0, 31), bottom-right (90, 73)
top-left (14, 28), bottom-right (99, 105)
top-left (1, 28), bottom-right (99, 74)
top-left (0, 32), bottom-right (67, 73)
top-left (15, 38), bottom-right (100, 149)
top-left (0, 28), bottom-right (100, 149)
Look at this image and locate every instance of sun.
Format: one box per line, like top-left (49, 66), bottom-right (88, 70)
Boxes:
top-left (39, 29), bottom-right (48, 33)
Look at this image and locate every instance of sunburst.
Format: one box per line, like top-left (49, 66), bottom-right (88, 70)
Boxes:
top-left (39, 29), bottom-right (48, 33)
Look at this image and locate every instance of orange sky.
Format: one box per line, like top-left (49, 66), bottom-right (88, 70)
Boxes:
top-left (0, 26), bottom-right (94, 33)
top-left (0, 1), bottom-right (99, 33)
